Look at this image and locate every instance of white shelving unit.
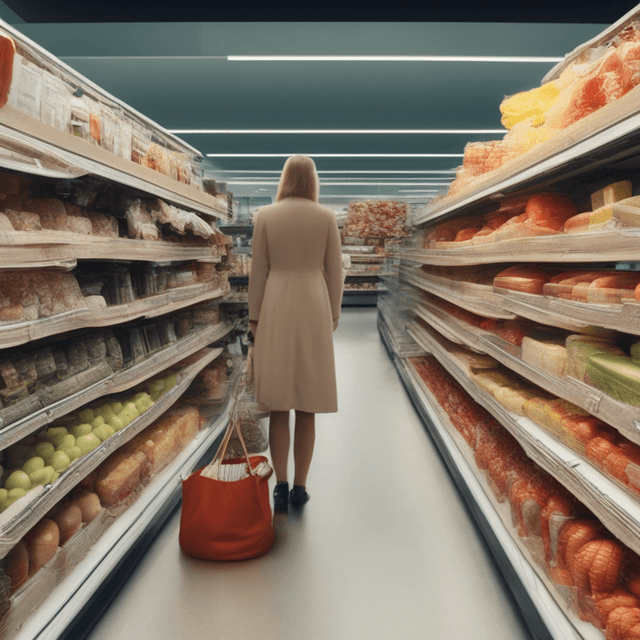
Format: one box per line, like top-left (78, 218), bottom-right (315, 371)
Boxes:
top-left (379, 8), bottom-right (640, 639)
top-left (0, 19), bottom-right (244, 635)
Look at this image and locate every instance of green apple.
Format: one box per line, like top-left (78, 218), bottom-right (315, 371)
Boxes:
top-left (5, 470), bottom-right (31, 492)
top-left (51, 471), bottom-right (60, 483)
top-left (90, 415), bottom-right (105, 429)
top-left (0, 488), bottom-right (7, 507)
top-left (163, 373), bottom-right (177, 391)
top-left (56, 434), bottom-right (76, 451)
top-left (22, 457), bottom-right (45, 476)
top-left (78, 408), bottom-right (95, 423)
top-left (147, 380), bottom-right (164, 399)
top-left (110, 401), bottom-right (123, 415)
top-left (47, 427), bottom-right (69, 446)
top-left (29, 465), bottom-right (55, 486)
top-left (134, 396), bottom-right (151, 414)
top-left (63, 446), bottom-right (82, 462)
top-left (50, 450), bottom-right (71, 472)
top-left (118, 404), bottom-right (138, 427)
top-left (5, 487), bottom-right (26, 507)
top-left (92, 424), bottom-right (114, 442)
top-left (34, 442), bottom-right (56, 461)
top-left (108, 415), bottom-right (125, 432)
top-left (71, 423), bottom-right (93, 438)
top-left (76, 433), bottom-right (101, 456)
top-left (98, 403), bottom-right (116, 420)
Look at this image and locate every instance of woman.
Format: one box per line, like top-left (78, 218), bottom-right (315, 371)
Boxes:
top-left (248, 155), bottom-right (343, 513)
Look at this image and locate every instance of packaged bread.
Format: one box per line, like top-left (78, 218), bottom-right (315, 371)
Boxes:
top-left (95, 450), bottom-right (150, 507)
top-left (542, 270), bottom-right (613, 300)
top-left (4, 210), bottom-right (42, 231)
top-left (493, 384), bottom-right (541, 416)
top-left (566, 335), bottom-right (625, 382)
top-left (23, 198), bottom-right (69, 231)
top-left (24, 518), bottom-right (59, 575)
top-left (521, 334), bottom-right (569, 378)
top-left (585, 353), bottom-right (640, 407)
top-left (125, 199), bottom-right (160, 241)
top-left (563, 206), bottom-right (615, 234)
top-left (494, 265), bottom-right (553, 295)
top-left (585, 273), bottom-right (640, 304)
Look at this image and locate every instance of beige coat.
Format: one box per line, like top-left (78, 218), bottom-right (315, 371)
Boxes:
top-left (248, 197), bottom-right (343, 413)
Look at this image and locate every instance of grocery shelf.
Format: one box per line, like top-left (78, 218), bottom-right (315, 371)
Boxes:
top-left (0, 18), bottom-right (228, 220)
top-left (413, 298), bottom-right (640, 446)
top-left (4, 395), bottom-right (232, 640)
top-left (412, 83), bottom-right (640, 228)
top-left (0, 232), bottom-right (223, 269)
top-left (401, 267), bottom-right (516, 320)
top-left (376, 305), bottom-right (425, 359)
top-left (222, 291), bottom-right (248, 304)
top-left (0, 283), bottom-right (231, 350)
top-left (346, 270), bottom-right (392, 277)
top-left (378, 319), bottom-right (595, 640)
top-left (407, 319), bottom-right (640, 561)
top-left (495, 288), bottom-right (640, 338)
top-left (403, 228), bottom-right (640, 266)
top-left (0, 320), bottom-right (235, 451)
top-left (0, 346), bottom-right (224, 557)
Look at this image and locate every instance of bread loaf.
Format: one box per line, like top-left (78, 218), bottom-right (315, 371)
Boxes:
top-left (95, 451), bottom-right (150, 507)
top-left (521, 335), bottom-right (569, 377)
top-left (566, 335), bottom-right (625, 382)
top-left (4, 210), bottom-right (41, 231)
top-left (585, 354), bottom-right (640, 407)
top-left (494, 265), bottom-right (552, 295)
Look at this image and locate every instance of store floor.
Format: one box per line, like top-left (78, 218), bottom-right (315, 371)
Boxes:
top-left (87, 307), bottom-right (533, 640)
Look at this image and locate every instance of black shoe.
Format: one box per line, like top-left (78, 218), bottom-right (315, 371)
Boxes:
top-left (289, 485), bottom-right (310, 508)
top-left (273, 482), bottom-right (289, 513)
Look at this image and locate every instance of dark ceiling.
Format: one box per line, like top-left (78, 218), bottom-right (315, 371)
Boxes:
top-left (2, 0), bottom-right (639, 24)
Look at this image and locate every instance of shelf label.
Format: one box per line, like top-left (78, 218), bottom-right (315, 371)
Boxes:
top-left (585, 392), bottom-right (602, 414)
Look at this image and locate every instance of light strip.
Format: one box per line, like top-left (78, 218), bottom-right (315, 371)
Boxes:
top-left (209, 170), bottom-right (458, 174)
top-left (206, 153), bottom-right (464, 158)
top-left (228, 182), bottom-right (444, 187)
top-left (172, 129), bottom-right (505, 134)
top-left (227, 55), bottom-right (563, 63)
top-left (319, 195), bottom-right (435, 199)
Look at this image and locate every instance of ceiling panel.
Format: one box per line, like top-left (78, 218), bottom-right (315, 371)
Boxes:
top-left (2, 17), bottom-right (630, 204)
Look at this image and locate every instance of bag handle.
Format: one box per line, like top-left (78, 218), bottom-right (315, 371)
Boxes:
top-left (211, 362), bottom-right (261, 477)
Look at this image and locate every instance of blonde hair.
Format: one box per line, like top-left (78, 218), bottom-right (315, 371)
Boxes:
top-left (275, 155), bottom-right (320, 202)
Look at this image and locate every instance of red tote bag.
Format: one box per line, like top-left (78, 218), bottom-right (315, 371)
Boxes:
top-left (179, 368), bottom-right (274, 561)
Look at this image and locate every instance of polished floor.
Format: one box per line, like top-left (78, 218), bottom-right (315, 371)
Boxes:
top-left (87, 307), bottom-right (533, 640)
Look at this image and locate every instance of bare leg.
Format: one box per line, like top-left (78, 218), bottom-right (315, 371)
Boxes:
top-left (269, 410), bottom-right (290, 483)
top-left (293, 410), bottom-right (315, 487)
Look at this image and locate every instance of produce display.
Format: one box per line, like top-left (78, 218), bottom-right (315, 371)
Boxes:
top-left (342, 201), bottom-right (409, 239)
top-left (441, 24), bottom-right (640, 198)
top-left (408, 354), bottom-right (640, 638)
top-left (0, 370), bottom-right (179, 512)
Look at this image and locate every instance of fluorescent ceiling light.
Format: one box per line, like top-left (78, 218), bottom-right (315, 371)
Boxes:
top-left (227, 55), bottom-right (563, 63)
top-left (228, 182), bottom-right (444, 187)
top-left (206, 153), bottom-right (464, 158)
top-left (319, 195), bottom-right (435, 199)
top-left (229, 179), bottom-right (451, 184)
top-left (209, 170), bottom-right (458, 174)
top-left (172, 128), bottom-right (505, 134)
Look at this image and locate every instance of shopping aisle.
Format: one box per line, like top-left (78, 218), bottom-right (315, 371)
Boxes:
top-left (86, 307), bottom-right (533, 640)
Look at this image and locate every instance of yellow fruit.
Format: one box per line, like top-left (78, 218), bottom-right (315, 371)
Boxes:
top-left (34, 442), bottom-right (56, 461)
top-left (91, 415), bottom-right (105, 429)
top-left (22, 457), bottom-right (45, 476)
top-left (78, 408), bottom-right (95, 423)
top-left (29, 466), bottom-right (55, 486)
top-left (50, 451), bottom-right (71, 472)
top-left (5, 470), bottom-right (31, 492)
top-left (71, 423), bottom-right (93, 438)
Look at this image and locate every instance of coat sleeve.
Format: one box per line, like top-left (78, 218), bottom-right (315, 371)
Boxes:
top-left (248, 212), bottom-right (269, 322)
top-left (324, 213), bottom-right (344, 322)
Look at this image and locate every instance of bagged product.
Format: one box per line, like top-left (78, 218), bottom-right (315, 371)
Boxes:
top-left (585, 353), bottom-right (640, 407)
top-left (566, 335), bottom-right (625, 382)
top-left (494, 265), bottom-right (553, 295)
top-left (521, 334), bottom-right (569, 378)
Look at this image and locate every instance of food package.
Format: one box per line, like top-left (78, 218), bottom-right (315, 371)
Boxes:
top-left (494, 265), bottom-right (554, 295)
top-left (591, 180), bottom-right (633, 210)
top-left (94, 451), bottom-right (150, 508)
top-left (523, 397), bottom-right (606, 453)
top-left (125, 199), bottom-right (160, 241)
top-left (566, 335), bottom-right (626, 382)
top-left (0, 32), bottom-right (15, 109)
top-left (564, 206), bottom-right (615, 234)
top-left (4, 210), bottom-right (42, 231)
top-left (470, 368), bottom-right (518, 395)
top-left (585, 274), bottom-right (640, 304)
top-left (611, 196), bottom-right (640, 228)
top-left (480, 318), bottom-right (530, 347)
top-left (500, 79), bottom-right (563, 130)
top-left (343, 201), bottom-right (409, 239)
top-left (542, 270), bottom-right (613, 300)
top-left (521, 335), bottom-right (569, 378)
top-left (147, 199), bottom-right (214, 240)
top-left (585, 353), bottom-right (640, 407)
